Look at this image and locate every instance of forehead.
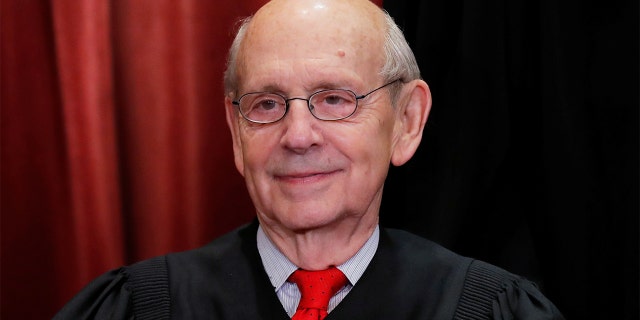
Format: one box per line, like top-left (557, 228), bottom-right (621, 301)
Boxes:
top-left (236, 1), bottom-right (385, 91)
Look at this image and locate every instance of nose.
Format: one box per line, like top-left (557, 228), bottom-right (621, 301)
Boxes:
top-left (279, 99), bottom-right (323, 153)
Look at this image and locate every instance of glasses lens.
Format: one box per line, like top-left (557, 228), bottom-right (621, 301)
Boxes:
top-left (309, 89), bottom-right (357, 120)
top-left (239, 93), bottom-right (286, 123)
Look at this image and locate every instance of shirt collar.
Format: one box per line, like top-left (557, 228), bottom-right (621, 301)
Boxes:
top-left (257, 225), bottom-right (380, 291)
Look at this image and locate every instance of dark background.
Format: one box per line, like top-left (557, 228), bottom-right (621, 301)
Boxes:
top-left (381, 0), bottom-right (638, 319)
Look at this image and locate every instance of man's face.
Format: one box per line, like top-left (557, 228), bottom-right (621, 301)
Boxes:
top-left (226, 2), bottom-right (401, 232)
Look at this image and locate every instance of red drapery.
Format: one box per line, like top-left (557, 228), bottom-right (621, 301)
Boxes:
top-left (6, 0), bottom-right (400, 318)
top-left (2, 1), bottom-right (384, 318)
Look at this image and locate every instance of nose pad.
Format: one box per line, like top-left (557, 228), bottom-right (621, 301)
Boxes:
top-left (285, 98), bottom-right (314, 120)
top-left (280, 98), bottom-right (321, 151)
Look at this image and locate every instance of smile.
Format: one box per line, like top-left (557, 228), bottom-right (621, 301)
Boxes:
top-left (274, 170), bottom-right (341, 184)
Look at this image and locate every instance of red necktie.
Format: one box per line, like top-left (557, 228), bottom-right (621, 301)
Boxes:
top-left (288, 267), bottom-right (348, 320)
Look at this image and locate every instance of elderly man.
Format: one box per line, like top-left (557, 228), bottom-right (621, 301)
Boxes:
top-left (55, 0), bottom-right (564, 319)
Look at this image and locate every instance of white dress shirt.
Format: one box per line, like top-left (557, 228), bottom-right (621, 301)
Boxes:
top-left (257, 225), bottom-right (380, 317)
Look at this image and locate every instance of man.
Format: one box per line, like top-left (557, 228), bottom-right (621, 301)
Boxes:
top-left (55, 0), bottom-right (564, 319)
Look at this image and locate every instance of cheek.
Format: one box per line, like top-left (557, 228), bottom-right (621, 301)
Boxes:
top-left (239, 128), bottom-right (275, 174)
top-left (332, 121), bottom-right (395, 183)
top-left (240, 123), bottom-right (269, 152)
top-left (238, 131), bottom-right (278, 204)
top-left (342, 114), bottom-right (396, 156)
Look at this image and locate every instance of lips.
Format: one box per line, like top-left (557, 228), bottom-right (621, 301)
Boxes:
top-left (274, 170), bottom-right (341, 184)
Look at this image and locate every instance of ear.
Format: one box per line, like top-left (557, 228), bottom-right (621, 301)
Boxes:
top-left (225, 96), bottom-right (245, 176)
top-left (391, 80), bottom-right (432, 166)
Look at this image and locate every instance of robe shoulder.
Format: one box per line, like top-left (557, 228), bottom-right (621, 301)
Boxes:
top-left (54, 255), bottom-right (173, 320)
top-left (52, 268), bottom-right (134, 320)
top-left (382, 228), bottom-right (565, 320)
top-left (457, 259), bottom-right (565, 320)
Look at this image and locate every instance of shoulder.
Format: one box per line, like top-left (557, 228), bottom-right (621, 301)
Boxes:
top-left (456, 260), bottom-right (565, 319)
top-left (377, 228), bottom-right (565, 319)
top-left (53, 267), bottom-right (134, 319)
top-left (53, 222), bottom-right (258, 320)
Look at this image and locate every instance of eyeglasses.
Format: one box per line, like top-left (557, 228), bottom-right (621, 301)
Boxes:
top-left (232, 79), bottom-right (401, 124)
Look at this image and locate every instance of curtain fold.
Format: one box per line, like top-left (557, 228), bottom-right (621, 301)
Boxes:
top-left (50, 0), bottom-right (125, 285)
top-left (2, 1), bottom-right (90, 317)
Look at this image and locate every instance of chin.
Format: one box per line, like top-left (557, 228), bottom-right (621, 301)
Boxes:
top-left (273, 206), bottom-right (344, 232)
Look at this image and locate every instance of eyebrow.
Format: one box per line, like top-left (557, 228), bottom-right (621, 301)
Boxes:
top-left (312, 80), bottom-right (355, 91)
top-left (249, 80), bottom-right (358, 96)
top-left (258, 84), bottom-right (286, 94)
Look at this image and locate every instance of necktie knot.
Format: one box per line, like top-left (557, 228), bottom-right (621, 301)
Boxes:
top-left (288, 266), bottom-right (347, 319)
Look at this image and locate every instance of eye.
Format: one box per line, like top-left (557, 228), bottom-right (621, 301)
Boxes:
top-left (324, 94), bottom-right (348, 105)
top-left (255, 98), bottom-right (278, 110)
top-left (314, 90), bottom-right (355, 107)
top-left (243, 94), bottom-right (284, 113)
top-left (237, 92), bottom-right (286, 123)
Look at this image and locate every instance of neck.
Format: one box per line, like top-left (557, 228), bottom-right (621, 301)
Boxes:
top-left (259, 214), bottom-right (379, 270)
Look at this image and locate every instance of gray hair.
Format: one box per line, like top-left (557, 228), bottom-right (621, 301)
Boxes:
top-left (223, 11), bottom-right (421, 104)
top-left (223, 17), bottom-right (252, 97)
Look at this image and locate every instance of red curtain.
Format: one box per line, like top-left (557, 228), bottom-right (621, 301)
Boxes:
top-left (2, 1), bottom-right (385, 318)
top-left (1, 0), bottom-right (363, 318)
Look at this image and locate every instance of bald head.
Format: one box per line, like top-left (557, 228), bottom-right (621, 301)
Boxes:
top-left (251, 0), bottom-right (385, 41)
top-left (257, 0), bottom-right (384, 22)
top-left (224, 0), bottom-right (420, 98)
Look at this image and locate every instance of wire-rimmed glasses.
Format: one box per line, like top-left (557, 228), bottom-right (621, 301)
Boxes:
top-left (232, 79), bottom-right (401, 124)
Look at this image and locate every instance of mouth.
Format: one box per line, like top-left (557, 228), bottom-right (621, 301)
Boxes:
top-left (274, 170), bottom-right (341, 184)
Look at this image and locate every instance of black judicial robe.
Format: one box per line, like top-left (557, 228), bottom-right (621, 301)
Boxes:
top-left (54, 222), bottom-right (564, 319)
